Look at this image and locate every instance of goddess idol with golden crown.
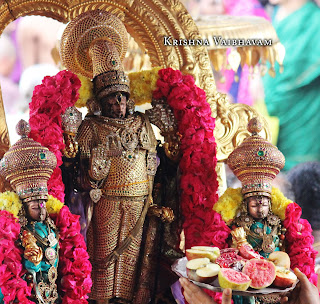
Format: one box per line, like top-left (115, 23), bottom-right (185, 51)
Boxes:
top-left (227, 118), bottom-right (286, 258)
top-left (0, 120), bottom-right (91, 303)
top-left (210, 118), bottom-right (317, 303)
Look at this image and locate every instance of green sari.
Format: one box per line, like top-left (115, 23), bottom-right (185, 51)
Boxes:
top-left (263, 1), bottom-right (320, 170)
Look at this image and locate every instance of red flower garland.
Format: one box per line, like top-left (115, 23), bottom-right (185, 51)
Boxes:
top-left (29, 70), bottom-right (81, 203)
top-left (283, 203), bottom-right (318, 285)
top-left (153, 68), bottom-right (230, 302)
top-left (53, 206), bottom-right (92, 303)
top-left (0, 207), bottom-right (92, 303)
top-left (153, 68), bottom-right (220, 250)
top-left (0, 211), bottom-right (32, 303)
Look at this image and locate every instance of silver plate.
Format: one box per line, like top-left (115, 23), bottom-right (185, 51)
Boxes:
top-left (171, 257), bottom-right (298, 297)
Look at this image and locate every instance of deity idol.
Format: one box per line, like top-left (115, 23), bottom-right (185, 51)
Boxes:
top-left (0, 120), bottom-right (91, 303)
top-left (228, 118), bottom-right (286, 258)
top-left (59, 10), bottom-right (173, 304)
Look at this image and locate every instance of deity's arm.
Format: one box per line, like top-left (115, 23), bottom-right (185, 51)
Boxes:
top-left (145, 99), bottom-right (180, 162)
top-left (21, 230), bottom-right (43, 270)
top-left (140, 113), bottom-right (175, 223)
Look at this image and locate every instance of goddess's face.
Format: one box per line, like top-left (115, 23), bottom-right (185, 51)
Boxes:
top-left (25, 199), bottom-right (47, 222)
top-left (247, 196), bottom-right (270, 220)
top-left (100, 92), bottom-right (127, 119)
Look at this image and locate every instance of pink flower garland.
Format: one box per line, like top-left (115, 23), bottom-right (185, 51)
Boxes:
top-left (153, 68), bottom-right (227, 302)
top-left (153, 68), bottom-right (220, 250)
top-left (0, 207), bottom-right (92, 303)
top-left (29, 70), bottom-right (81, 203)
top-left (52, 206), bottom-right (92, 303)
top-left (283, 202), bottom-right (318, 285)
top-left (0, 211), bottom-right (32, 304)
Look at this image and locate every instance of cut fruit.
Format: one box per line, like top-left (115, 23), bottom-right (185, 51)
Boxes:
top-left (238, 244), bottom-right (262, 260)
top-left (242, 259), bottom-right (276, 289)
top-left (216, 250), bottom-right (244, 268)
top-left (186, 249), bottom-right (219, 262)
top-left (186, 258), bottom-right (211, 270)
top-left (273, 266), bottom-right (297, 288)
top-left (191, 246), bottom-right (220, 255)
top-left (218, 268), bottom-right (251, 291)
top-left (186, 258), bottom-right (211, 281)
top-left (220, 248), bottom-right (239, 255)
top-left (194, 263), bottom-right (221, 283)
top-left (268, 251), bottom-right (291, 269)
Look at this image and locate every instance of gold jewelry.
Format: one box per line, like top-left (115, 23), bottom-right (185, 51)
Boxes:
top-left (227, 118), bottom-right (285, 198)
top-left (0, 120), bottom-right (56, 202)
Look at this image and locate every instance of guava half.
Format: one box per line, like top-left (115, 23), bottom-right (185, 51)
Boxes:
top-left (242, 258), bottom-right (276, 289)
top-left (218, 268), bottom-right (251, 291)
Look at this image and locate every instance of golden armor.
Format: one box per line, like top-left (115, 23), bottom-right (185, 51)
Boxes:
top-left (60, 10), bottom-right (160, 302)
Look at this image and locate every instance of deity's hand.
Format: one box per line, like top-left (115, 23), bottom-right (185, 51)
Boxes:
top-left (61, 106), bottom-right (82, 134)
top-left (61, 106), bottom-right (82, 158)
top-left (24, 246), bottom-right (43, 265)
top-left (22, 230), bottom-right (43, 265)
top-left (89, 144), bottom-right (112, 181)
top-left (146, 99), bottom-right (181, 162)
top-left (147, 204), bottom-right (174, 223)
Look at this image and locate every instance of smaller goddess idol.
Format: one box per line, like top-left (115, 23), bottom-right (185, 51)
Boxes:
top-left (0, 120), bottom-right (92, 303)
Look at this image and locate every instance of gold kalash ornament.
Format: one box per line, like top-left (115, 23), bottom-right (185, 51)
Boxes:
top-left (227, 117), bottom-right (285, 198)
top-left (228, 118), bottom-right (286, 254)
top-left (0, 120), bottom-right (56, 202)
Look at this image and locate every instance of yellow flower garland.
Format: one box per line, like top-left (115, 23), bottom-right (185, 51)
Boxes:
top-left (46, 195), bottom-right (64, 214)
top-left (0, 191), bottom-right (64, 218)
top-left (213, 187), bottom-right (293, 224)
top-left (74, 67), bottom-right (162, 108)
top-left (75, 74), bottom-right (93, 108)
top-left (128, 67), bottom-right (161, 105)
top-left (0, 191), bottom-right (22, 217)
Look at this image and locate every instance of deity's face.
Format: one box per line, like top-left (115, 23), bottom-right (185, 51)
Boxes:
top-left (25, 199), bottom-right (47, 222)
top-left (100, 92), bottom-right (127, 119)
top-left (246, 195), bottom-right (270, 220)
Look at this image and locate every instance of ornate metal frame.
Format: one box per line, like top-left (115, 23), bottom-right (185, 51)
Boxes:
top-left (0, 0), bottom-right (270, 192)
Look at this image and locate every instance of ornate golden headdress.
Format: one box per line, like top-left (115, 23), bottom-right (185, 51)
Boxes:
top-left (0, 120), bottom-right (56, 202)
top-left (60, 10), bottom-right (130, 98)
top-left (227, 118), bottom-right (285, 198)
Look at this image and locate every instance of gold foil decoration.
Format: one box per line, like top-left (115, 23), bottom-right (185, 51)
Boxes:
top-left (228, 49), bottom-right (241, 72)
top-left (22, 230), bottom-right (43, 266)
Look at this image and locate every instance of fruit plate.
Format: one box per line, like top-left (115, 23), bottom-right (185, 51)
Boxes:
top-left (172, 257), bottom-right (298, 297)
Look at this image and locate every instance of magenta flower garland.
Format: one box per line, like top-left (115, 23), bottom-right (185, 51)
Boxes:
top-left (28, 70), bottom-right (81, 203)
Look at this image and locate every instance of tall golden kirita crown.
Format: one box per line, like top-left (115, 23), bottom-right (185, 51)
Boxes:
top-left (0, 120), bottom-right (57, 202)
top-left (227, 118), bottom-right (285, 198)
top-left (60, 10), bottom-right (130, 98)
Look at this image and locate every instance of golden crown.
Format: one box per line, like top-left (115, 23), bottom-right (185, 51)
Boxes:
top-left (60, 10), bottom-right (130, 96)
top-left (227, 118), bottom-right (285, 198)
top-left (0, 120), bottom-right (57, 202)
